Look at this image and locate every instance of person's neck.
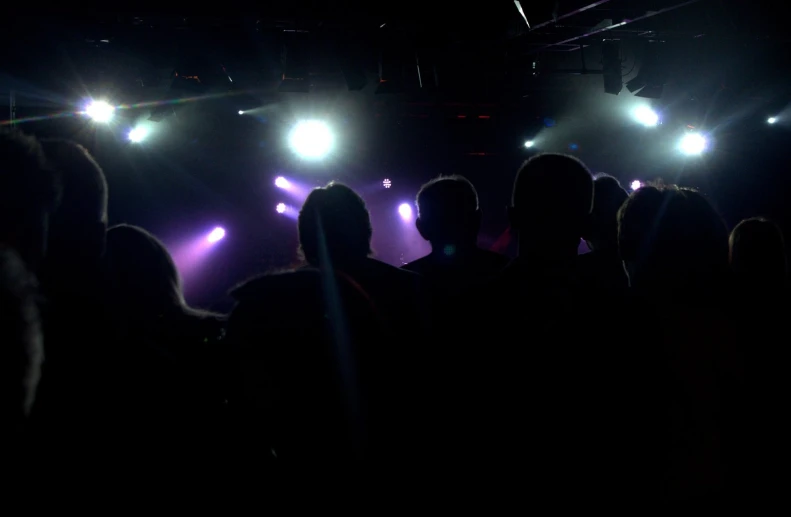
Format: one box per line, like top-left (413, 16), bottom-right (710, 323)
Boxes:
top-left (518, 237), bottom-right (579, 264)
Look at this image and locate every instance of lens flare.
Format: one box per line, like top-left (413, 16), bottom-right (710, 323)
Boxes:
top-left (288, 120), bottom-right (334, 159)
top-left (85, 100), bottom-right (115, 123)
top-left (128, 127), bottom-right (148, 143)
top-left (679, 133), bottom-right (707, 155)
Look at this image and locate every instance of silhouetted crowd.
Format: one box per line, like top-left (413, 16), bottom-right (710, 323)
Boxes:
top-left (1, 126), bottom-right (788, 505)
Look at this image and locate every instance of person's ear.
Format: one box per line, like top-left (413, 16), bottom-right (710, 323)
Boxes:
top-left (415, 217), bottom-right (430, 241)
top-left (507, 206), bottom-right (519, 230)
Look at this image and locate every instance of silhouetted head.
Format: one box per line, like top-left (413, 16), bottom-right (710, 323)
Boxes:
top-left (415, 175), bottom-right (481, 253)
top-left (0, 247), bottom-right (43, 429)
top-left (618, 185), bottom-right (729, 291)
top-left (104, 224), bottom-right (185, 320)
top-left (729, 217), bottom-right (787, 288)
top-left (0, 129), bottom-right (60, 270)
top-left (584, 174), bottom-right (628, 252)
top-left (298, 182), bottom-right (373, 268)
top-left (40, 139), bottom-right (108, 274)
top-left (508, 153), bottom-right (593, 257)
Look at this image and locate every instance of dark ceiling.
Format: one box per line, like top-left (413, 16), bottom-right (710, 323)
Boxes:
top-left (3, 0), bottom-right (788, 109)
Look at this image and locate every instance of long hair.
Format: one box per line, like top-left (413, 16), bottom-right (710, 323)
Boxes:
top-left (104, 224), bottom-right (216, 320)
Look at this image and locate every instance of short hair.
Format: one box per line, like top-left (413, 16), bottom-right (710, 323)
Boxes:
top-left (618, 184), bottom-right (729, 283)
top-left (416, 175), bottom-right (479, 242)
top-left (592, 174), bottom-right (628, 220)
top-left (729, 217), bottom-right (787, 280)
top-left (512, 153), bottom-right (594, 231)
top-left (105, 224), bottom-right (185, 313)
top-left (0, 128), bottom-right (60, 224)
top-left (40, 139), bottom-right (108, 225)
top-left (587, 174), bottom-right (629, 242)
top-left (416, 175), bottom-right (479, 219)
top-left (298, 182), bottom-right (373, 266)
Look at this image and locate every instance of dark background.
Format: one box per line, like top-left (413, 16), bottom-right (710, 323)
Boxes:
top-left (2, 1), bottom-right (790, 310)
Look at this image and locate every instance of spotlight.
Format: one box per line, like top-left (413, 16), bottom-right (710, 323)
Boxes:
top-left (679, 133), bottom-right (707, 155)
top-left (398, 203), bottom-right (412, 220)
top-left (633, 106), bottom-right (659, 127)
top-left (276, 203), bottom-right (287, 214)
top-left (288, 120), bottom-right (334, 159)
top-left (238, 110), bottom-right (244, 115)
top-left (630, 180), bottom-right (643, 191)
top-left (383, 178), bottom-right (392, 189)
top-left (207, 227), bottom-right (226, 243)
top-left (85, 100), bottom-right (115, 123)
top-left (274, 176), bottom-right (290, 189)
top-left (768, 116), bottom-right (778, 124)
top-left (524, 140), bottom-right (534, 148)
top-left (128, 127), bottom-right (148, 143)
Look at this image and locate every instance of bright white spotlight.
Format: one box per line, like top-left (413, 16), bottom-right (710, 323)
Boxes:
top-left (630, 180), bottom-right (643, 191)
top-left (128, 127), bottom-right (148, 143)
top-left (633, 106), bottom-right (659, 127)
top-left (398, 203), bottom-right (412, 220)
top-left (524, 140), bottom-right (535, 148)
top-left (274, 176), bottom-right (290, 189)
top-left (288, 120), bottom-right (334, 159)
top-left (238, 110), bottom-right (244, 115)
top-left (207, 227), bottom-right (226, 243)
top-left (768, 116), bottom-right (777, 124)
top-left (85, 100), bottom-right (115, 123)
top-left (679, 133), bottom-right (707, 155)
top-left (276, 203), bottom-right (287, 214)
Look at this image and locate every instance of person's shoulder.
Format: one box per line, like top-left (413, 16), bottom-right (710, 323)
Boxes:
top-left (401, 255), bottom-right (430, 274)
top-left (230, 268), bottom-right (320, 301)
top-left (367, 258), bottom-right (422, 282)
top-left (475, 248), bottom-right (511, 269)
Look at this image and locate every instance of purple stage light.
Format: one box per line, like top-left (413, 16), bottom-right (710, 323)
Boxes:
top-left (383, 178), bottom-right (392, 189)
top-left (275, 176), bottom-right (290, 189)
top-left (276, 202), bottom-right (287, 214)
top-left (630, 180), bottom-right (643, 191)
top-left (207, 227), bottom-right (226, 243)
top-left (398, 203), bottom-right (412, 220)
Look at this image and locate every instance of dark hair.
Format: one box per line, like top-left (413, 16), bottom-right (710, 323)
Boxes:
top-left (40, 139), bottom-right (107, 225)
top-left (618, 184), bottom-right (729, 288)
top-left (0, 128), bottom-right (59, 216)
top-left (729, 217), bottom-right (787, 283)
top-left (511, 153), bottom-right (594, 234)
top-left (417, 175), bottom-right (479, 218)
top-left (415, 175), bottom-right (480, 244)
top-left (0, 247), bottom-right (43, 424)
top-left (298, 182), bottom-right (373, 266)
top-left (0, 129), bottom-right (60, 267)
top-left (586, 174), bottom-right (628, 246)
top-left (105, 224), bottom-right (205, 318)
